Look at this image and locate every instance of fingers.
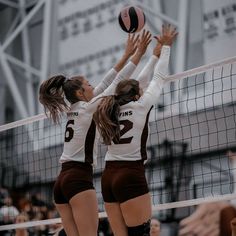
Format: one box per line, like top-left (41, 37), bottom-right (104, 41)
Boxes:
top-left (139, 29), bottom-right (152, 44)
top-left (162, 24), bottom-right (167, 35)
top-left (162, 24), bottom-right (178, 37)
top-left (124, 33), bottom-right (140, 56)
top-left (133, 34), bottom-right (140, 44)
top-left (169, 26), bottom-right (178, 40)
top-left (129, 33), bottom-right (139, 43)
top-left (155, 23), bottom-right (178, 46)
top-left (154, 35), bottom-right (161, 44)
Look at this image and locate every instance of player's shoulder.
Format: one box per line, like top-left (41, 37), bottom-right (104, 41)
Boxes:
top-left (120, 102), bottom-right (147, 117)
top-left (69, 101), bottom-right (88, 112)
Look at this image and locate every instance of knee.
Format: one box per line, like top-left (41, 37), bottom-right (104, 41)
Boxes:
top-left (127, 219), bottom-right (150, 236)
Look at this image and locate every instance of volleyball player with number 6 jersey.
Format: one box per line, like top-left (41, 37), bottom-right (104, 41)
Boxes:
top-left (94, 25), bottom-right (178, 236)
top-left (38, 32), bottom-right (152, 236)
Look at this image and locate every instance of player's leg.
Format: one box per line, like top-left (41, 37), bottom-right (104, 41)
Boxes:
top-left (104, 202), bottom-right (128, 236)
top-left (55, 203), bottom-right (79, 236)
top-left (101, 162), bottom-right (128, 235)
top-left (69, 189), bottom-right (98, 236)
top-left (120, 193), bottom-right (152, 236)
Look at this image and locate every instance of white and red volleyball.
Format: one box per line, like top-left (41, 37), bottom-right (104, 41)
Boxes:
top-left (118, 5), bottom-right (145, 33)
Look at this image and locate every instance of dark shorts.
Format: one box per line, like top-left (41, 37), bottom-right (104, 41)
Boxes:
top-left (53, 161), bottom-right (94, 204)
top-left (102, 160), bottom-right (149, 203)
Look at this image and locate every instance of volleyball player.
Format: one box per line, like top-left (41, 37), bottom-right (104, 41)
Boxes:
top-left (94, 25), bottom-right (177, 236)
top-left (39, 31), bottom-right (152, 236)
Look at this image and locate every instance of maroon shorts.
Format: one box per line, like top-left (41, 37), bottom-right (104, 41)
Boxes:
top-left (101, 160), bottom-right (149, 203)
top-left (53, 161), bottom-right (94, 204)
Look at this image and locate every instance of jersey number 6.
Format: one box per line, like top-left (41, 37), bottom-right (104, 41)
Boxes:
top-left (65, 120), bottom-right (74, 142)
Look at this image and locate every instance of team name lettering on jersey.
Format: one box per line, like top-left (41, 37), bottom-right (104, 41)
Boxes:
top-left (67, 112), bottom-right (79, 117)
top-left (119, 110), bottom-right (133, 117)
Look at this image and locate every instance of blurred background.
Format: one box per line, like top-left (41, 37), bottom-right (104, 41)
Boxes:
top-left (0, 0), bottom-right (236, 236)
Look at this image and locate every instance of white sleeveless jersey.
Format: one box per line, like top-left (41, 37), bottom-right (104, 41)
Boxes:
top-left (105, 46), bottom-right (170, 162)
top-left (59, 62), bottom-right (136, 164)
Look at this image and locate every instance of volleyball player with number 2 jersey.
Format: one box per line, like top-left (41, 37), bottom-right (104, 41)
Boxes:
top-left (39, 32), bottom-right (152, 236)
top-left (94, 25), bottom-right (178, 236)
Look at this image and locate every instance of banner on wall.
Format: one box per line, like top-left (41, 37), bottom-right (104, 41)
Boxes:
top-left (202, 0), bottom-right (236, 63)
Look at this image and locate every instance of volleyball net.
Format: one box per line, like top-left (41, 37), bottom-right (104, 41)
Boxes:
top-left (0, 56), bottom-right (236, 232)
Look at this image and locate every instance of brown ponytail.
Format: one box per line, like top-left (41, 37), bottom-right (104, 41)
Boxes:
top-left (94, 79), bottom-right (140, 145)
top-left (39, 75), bottom-right (84, 123)
top-left (94, 96), bottom-right (120, 145)
top-left (39, 75), bottom-right (68, 123)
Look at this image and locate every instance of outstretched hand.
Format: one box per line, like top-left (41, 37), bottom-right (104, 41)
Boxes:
top-left (113, 33), bottom-right (139, 72)
top-left (124, 33), bottom-right (140, 58)
top-left (136, 29), bottom-right (152, 56)
top-left (155, 24), bottom-right (178, 47)
top-left (130, 29), bottom-right (152, 65)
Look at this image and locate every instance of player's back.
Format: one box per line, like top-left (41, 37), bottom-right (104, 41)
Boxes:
top-left (60, 101), bottom-right (96, 164)
top-left (105, 101), bottom-right (152, 162)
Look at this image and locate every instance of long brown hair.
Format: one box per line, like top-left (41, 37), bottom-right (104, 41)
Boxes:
top-left (39, 75), bottom-right (84, 123)
top-left (94, 79), bottom-right (140, 145)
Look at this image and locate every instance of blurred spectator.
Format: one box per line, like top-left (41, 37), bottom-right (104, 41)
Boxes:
top-left (0, 197), bottom-right (19, 224)
top-left (0, 190), bottom-right (65, 235)
top-left (53, 227), bottom-right (66, 236)
top-left (47, 205), bottom-right (62, 235)
top-left (15, 213), bottom-right (29, 236)
top-left (31, 193), bottom-right (47, 208)
top-left (0, 188), bottom-right (9, 207)
top-left (150, 218), bottom-right (161, 236)
top-left (98, 218), bottom-right (113, 236)
top-left (29, 210), bottom-right (48, 236)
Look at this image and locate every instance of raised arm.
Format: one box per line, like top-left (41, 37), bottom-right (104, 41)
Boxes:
top-left (136, 55), bottom-right (158, 91)
top-left (137, 25), bottom-right (176, 91)
top-left (105, 30), bottom-right (152, 91)
top-left (137, 25), bottom-right (178, 109)
top-left (138, 45), bottom-right (170, 107)
top-left (87, 30), bottom-right (152, 113)
top-left (114, 33), bottom-right (139, 72)
top-left (93, 34), bottom-right (139, 96)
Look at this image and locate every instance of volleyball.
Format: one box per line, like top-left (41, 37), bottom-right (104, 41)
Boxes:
top-left (118, 5), bottom-right (146, 33)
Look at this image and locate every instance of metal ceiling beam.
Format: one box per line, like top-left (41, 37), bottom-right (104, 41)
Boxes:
top-left (19, 0), bottom-right (35, 116)
top-left (175, 0), bottom-right (188, 73)
top-left (0, 0), bottom-right (47, 120)
top-left (38, 0), bottom-right (52, 112)
top-left (3, 12), bottom-right (20, 42)
top-left (2, 0), bottom-right (45, 51)
top-left (0, 45), bottom-right (28, 118)
top-left (174, 0), bottom-right (188, 113)
top-left (0, 0), bottom-right (18, 8)
top-left (5, 53), bottom-right (41, 77)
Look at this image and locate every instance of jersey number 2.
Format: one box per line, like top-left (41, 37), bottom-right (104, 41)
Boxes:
top-left (113, 119), bottom-right (133, 144)
top-left (65, 120), bottom-right (74, 142)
